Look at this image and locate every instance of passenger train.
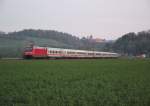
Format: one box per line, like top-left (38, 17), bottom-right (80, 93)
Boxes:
top-left (23, 46), bottom-right (120, 59)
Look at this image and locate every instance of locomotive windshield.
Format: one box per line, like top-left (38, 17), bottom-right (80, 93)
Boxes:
top-left (25, 47), bottom-right (33, 52)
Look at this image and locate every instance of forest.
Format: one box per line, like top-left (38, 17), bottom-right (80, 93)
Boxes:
top-left (0, 29), bottom-right (150, 58)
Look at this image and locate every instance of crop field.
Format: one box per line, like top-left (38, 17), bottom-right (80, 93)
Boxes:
top-left (0, 59), bottom-right (150, 106)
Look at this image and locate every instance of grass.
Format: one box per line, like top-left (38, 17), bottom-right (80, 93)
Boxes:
top-left (0, 59), bottom-right (150, 106)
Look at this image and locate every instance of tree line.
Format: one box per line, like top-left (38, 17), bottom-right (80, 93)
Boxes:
top-left (0, 29), bottom-right (105, 58)
top-left (110, 30), bottom-right (150, 57)
top-left (0, 29), bottom-right (150, 58)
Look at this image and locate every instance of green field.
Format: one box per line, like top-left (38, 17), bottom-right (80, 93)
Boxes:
top-left (0, 59), bottom-right (150, 106)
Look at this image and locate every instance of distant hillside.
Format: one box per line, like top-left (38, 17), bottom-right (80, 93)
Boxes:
top-left (0, 29), bottom-right (106, 58)
top-left (112, 30), bottom-right (150, 57)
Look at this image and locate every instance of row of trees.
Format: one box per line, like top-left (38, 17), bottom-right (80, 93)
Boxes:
top-left (0, 29), bottom-right (150, 58)
top-left (0, 29), bottom-right (105, 57)
top-left (112, 30), bottom-right (150, 57)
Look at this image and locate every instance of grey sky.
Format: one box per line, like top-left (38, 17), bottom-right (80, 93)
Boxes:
top-left (0, 0), bottom-right (150, 39)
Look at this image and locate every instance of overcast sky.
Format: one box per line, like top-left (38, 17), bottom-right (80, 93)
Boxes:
top-left (0, 0), bottom-right (150, 39)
